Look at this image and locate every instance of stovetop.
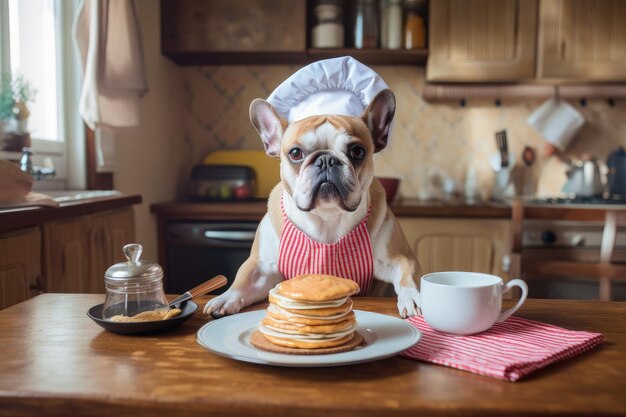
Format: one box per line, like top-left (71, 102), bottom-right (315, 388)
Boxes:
top-left (532, 196), bottom-right (626, 205)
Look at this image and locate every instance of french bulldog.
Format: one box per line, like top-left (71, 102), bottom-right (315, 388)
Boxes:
top-left (204, 89), bottom-right (422, 318)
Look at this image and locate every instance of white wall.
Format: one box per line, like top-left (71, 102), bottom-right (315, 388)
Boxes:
top-left (113, 1), bottom-right (181, 261)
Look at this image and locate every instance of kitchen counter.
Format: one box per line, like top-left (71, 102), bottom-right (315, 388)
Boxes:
top-left (0, 294), bottom-right (624, 417)
top-left (151, 199), bottom-right (269, 221)
top-left (150, 198), bottom-right (513, 221)
top-left (150, 198), bottom-right (626, 224)
top-left (392, 198), bottom-right (511, 218)
top-left (150, 200), bottom-right (626, 221)
top-left (0, 193), bottom-right (142, 233)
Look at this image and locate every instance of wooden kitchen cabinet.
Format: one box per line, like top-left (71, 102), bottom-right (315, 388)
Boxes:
top-left (537, 0), bottom-right (626, 81)
top-left (399, 218), bottom-right (513, 280)
top-left (0, 228), bottom-right (41, 309)
top-left (161, 0), bottom-right (306, 63)
top-left (43, 208), bottom-right (135, 294)
top-left (427, 0), bottom-right (538, 81)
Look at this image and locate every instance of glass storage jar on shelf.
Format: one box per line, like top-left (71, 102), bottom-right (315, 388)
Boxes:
top-left (381, 0), bottom-right (403, 50)
top-left (354, 0), bottom-right (378, 49)
top-left (404, 0), bottom-right (426, 49)
top-left (312, 1), bottom-right (344, 48)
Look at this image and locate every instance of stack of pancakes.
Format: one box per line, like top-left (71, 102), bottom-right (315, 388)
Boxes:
top-left (250, 274), bottom-right (363, 354)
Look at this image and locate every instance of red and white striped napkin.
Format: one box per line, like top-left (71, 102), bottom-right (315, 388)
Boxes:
top-left (401, 315), bottom-right (604, 382)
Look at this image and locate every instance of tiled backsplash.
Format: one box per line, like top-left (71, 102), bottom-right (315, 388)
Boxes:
top-left (180, 65), bottom-right (625, 200)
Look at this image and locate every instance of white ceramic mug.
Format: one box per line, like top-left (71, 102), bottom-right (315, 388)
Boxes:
top-left (417, 272), bottom-right (528, 335)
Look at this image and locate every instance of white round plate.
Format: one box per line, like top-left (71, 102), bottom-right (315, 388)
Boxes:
top-left (196, 310), bottom-right (421, 367)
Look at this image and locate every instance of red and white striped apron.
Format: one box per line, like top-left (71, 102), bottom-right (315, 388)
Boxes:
top-left (277, 200), bottom-right (374, 296)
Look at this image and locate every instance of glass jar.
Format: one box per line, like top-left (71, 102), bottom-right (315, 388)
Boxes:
top-left (102, 243), bottom-right (168, 320)
top-left (404, 0), bottom-right (426, 49)
top-left (354, 0), bottom-right (378, 49)
top-left (381, 0), bottom-right (403, 49)
top-left (312, 2), bottom-right (344, 48)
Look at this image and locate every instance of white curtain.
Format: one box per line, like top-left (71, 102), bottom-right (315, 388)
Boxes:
top-left (74, 0), bottom-right (148, 172)
top-left (61, 0), bottom-right (87, 190)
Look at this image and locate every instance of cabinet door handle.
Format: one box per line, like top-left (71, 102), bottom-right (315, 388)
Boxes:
top-left (203, 230), bottom-right (256, 241)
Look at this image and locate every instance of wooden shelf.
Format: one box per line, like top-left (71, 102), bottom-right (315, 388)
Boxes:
top-left (162, 49), bottom-right (428, 66)
top-left (307, 48), bottom-right (428, 65)
top-left (161, 0), bottom-right (428, 66)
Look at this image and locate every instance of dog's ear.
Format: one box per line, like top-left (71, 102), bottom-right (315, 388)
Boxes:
top-left (250, 99), bottom-right (287, 158)
top-left (361, 89), bottom-right (396, 153)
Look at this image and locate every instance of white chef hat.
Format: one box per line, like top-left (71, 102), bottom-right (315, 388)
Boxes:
top-left (267, 56), bottom-right (390, 122)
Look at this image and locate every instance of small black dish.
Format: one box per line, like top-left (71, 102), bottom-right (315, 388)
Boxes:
top-left (87, 301), bottom-right (198, 335)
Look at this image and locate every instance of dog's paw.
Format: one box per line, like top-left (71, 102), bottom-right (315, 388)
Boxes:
top-left (203, 290), bottom-right (246, 318)
top-left (396, 287), bottom-right (421, 318)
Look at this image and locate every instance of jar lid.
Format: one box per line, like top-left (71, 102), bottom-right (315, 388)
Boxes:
top-left (104, 243), bottom-right (163, 281)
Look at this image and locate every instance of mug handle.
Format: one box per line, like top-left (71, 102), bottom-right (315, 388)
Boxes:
top-left (497, 279), bottom-right (528, 323)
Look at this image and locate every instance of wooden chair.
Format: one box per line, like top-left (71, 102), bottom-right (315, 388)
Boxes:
top-left (511, 200), bottom-right (626, 301)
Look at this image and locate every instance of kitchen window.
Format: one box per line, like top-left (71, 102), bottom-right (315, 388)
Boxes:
top-left (0, 0), bottom-right (84, 189)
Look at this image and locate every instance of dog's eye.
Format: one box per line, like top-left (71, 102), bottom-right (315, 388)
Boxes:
top-left (349, 145), bottom-right (366, 160)
top-left (288, 147), bottom-right (304, 162)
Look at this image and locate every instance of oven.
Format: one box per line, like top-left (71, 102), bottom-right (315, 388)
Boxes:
top-left (521, 218), bottom-right (626, 300)
top-left (164, 222), bottom-right (259, 294)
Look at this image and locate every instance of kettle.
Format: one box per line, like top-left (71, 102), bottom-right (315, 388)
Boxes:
top-left (607, 147), bottom-right (626, 199)
top-left (562, 157), bottom-right (606, 198)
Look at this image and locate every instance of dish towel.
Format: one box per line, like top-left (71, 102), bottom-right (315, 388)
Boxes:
top-left (401, 316), bottom-right (604, 382)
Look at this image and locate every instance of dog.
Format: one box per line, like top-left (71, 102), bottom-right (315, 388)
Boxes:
top-left (204, 89), bottom-right (422, 318)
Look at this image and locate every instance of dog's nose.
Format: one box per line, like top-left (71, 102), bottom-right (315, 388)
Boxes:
top-left (314, 154), bottom-right (342, 170)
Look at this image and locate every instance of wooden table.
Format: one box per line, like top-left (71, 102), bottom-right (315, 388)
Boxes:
top-left (1, 294), bottom-right (625, 417)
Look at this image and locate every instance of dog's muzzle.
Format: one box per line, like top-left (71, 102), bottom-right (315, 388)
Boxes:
top-left (306, 153), bottom-right (358, 211)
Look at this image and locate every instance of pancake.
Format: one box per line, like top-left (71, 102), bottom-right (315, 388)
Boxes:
top-left (260, 330), bottom-right (355, 349)
top-left (268, 289), bottom-right (353, 316)
top-left (266, 305), bottom-right (355, 325)
top-left (269, 287), bottom-right (348, 309)
top-left (276, 274), bottom-right (359, 301)
top-left (250, 330), bottom-right (364, 355)
top-left (262, 315), bottom-right (356, 334)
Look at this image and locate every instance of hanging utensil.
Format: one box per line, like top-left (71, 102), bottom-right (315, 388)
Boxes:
top-left (495, 130), bottom-right (509, 168)
top-left (522, 146), bottom-right (536, 167)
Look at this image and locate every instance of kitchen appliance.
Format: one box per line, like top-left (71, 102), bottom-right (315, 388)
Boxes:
top-left (164, 222), bottom-right (258, 294)
top-left (562, 158), bottom-right (606, 198)
top-left (190, 164), bottom-right (255, 201)
top-left (531, 196), bottom-right (626, 205)
top-left (203, 150), bottom-right (280, 199)
top-left (607, 147), bottom-right (626, 199)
